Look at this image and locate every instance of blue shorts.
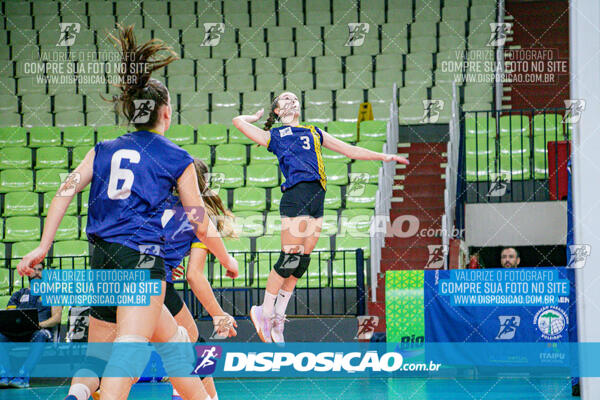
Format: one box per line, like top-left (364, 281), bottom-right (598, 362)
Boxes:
top-left (279, 180), bottom-right (326, 218)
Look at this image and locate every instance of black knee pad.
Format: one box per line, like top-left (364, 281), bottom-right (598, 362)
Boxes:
top-left (292, 254), bottom-right (311, 279)
top-left (273, 251), bottom-right (302, 278)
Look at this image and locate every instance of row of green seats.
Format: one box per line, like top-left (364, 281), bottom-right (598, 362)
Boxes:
top-left (1, 192), bottom-right (90, 217)
top-left (465, 114), bottom-right (570, 138)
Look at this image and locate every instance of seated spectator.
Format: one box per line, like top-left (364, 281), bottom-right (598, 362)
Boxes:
top-left (500, 247), bottom-right (521, 268)
top-left (0, 262), bottom-right (62, 388)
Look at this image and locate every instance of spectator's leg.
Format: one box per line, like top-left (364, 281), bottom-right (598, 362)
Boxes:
top-left (0, 332), bottom-right (13, 383)
top-left (18, 329), bottom-right (52, 377)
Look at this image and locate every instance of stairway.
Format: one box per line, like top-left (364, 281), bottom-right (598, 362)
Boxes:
top-left (504, 0), bottom-right (570, 108)
top-left (367, 142), bottom-right (447, 333)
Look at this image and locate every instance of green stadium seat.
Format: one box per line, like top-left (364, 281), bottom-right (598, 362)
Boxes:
top-left (286, 72), bottom-right (313, 92)
top-left (3, 191), bottom-right (38, 217)
top-left (324, 185), bottom-right (342, 209)
top-left (254, 58), bottom-right (283, 76)
top-left (179, 110), bottom-right (209, 126)
top-left (337, 89), bottom-right (364, 106)
top-left (311, 235), bottom-right (332, 259)
top-left (346, 184), bottom-right (378, 208)
top-left (226, 73), bottom-right (254, 92)
top-left (53, 93), bottom-right (83, 113)
top-left (331, 259), bottom-right (358, 287)
top-left (11, 241), bottom-right (39, 259)
top-left (23, 113), bottom-right (53, 128)
top-left (335, 235), bottom-right (371, 258)
top-left (533, 133), bottom-right (565, 179)
top-left (270, 188), bottom-right (282, 210)
top-left (265, 212), bottom-right (282, 235)
top-left (54, 216), bottom-right (79, 241)
top-left (180, 93), bottom-right (209, 111)
top-left (296, 254), bottom-right (329, 288)
top-left (0, 269), bottom-right (10, 295)
top-left (72, 146), bottom-right (92, 167)
top-left (35, 168), bottom-right (67, 192)
top-left (211, 165), bottom-right (245, 189)
top-left (0, 147), bottom-right (31, 169)
top-left (250, 145), bottom-right (278, 165)
top-left (532, 114), bottom-right (564, 140)
top-left (439, 35), bottom-right (466, 52)
top-left (212, 92), bottom-right (240, 109)
top-left (465, 135), bottom-right (495, 182)
top-left (5, 216), bottom-right (40, 241)
top-left (18, 76), bottom-right (46, 95)
top-left (80, 191), bottom-right (90, 215)
top-left (322, 147), bottom-right (350, 164)
top-left (499, 115), bottom-right (530, 138)
top-left (197, 124), bottom-right (228, 145)
top-left (233, 187), bottom-right (267, 211)
top-left (43, 191), bottom-right (77, 216)
top-left (256, 73), bottom-right (284, 92)
top-left (182, 144), bottom-right (211, 163)
top-left (321, 209), bottom-right (339, 235)
top-left (166, 125), bottom-right (195, 145)
top-left (359, 121), bottom-right (386, 141)
top-left (233, 211), bottom-right (264, 237)
top-left (399, 103), bottom-right (426, 125)
top-left (215, 144), bottom-right (247, 165)
top-left (464, 84), bottom-right (493, 104)
top-left (228, 127), bottom-right (254, 145)
top-left (22, 93), bottom-right (51, 113)
top-left (465, 115), bottom-right (497, 136)
top-left (1, 113), bottom-right (21, 127)
top-left (63, 127), bottom-right (95, 147)
top-left (36, 147), bottom-right (68, 169)
top-left (86, 111), bottom-right (115, 127)
top-left (325, 162), bottom-right (348, 185)
top-left (471, 4), bottom-right (497, 20)
top-left (242, 91), bottom-right (272, 110)
top-left (327, 121), bottom-right (358, 142)
top-left (304, 106), bottom-right (332, 123)
top-left (0, 169), bottom-right (33, 192)
top-left (0, 295), bottom-right (11, 309)
top-left (29, 127), bottom-right (60, 148)
top-left (498, 136), bottom-right (531, 181)
top-left (316, 71), bottom-right (343, 90)
top-left (246, 164), bottom-right (279, 188)
top-left (404, 70), bottom-right (433, 87)
top-left (0, 95), bottom-right (18, 113)
top-left (255, 236), bottom-right (282, 275)
top-left (351, 161), bottom-right (380, 184)
top-left (53, 240), bottom-right (89, 268)
top-left (306, 90), bottom-right (332, 107)
top-left (340, 209), bottom-right (373, 235)
top-left (97, 126), bottom-right (127, 142)
top-left (356, 141), bottom-right (385, 153)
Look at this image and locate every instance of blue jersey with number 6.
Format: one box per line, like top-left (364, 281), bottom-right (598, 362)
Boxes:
top-left (267, 125), bottom-right (327, 191)
top-left (86, 130), bottom-right (193, 256)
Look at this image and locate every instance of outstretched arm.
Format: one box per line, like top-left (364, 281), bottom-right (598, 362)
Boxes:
top-left (321, 131), bottom-right (409, 164)
top-left (232, 109), bottom-right (271, 147)
top-left (17, 149), bottom-right (95, 276)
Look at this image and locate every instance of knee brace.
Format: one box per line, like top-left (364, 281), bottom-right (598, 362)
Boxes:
top-left (154, 326), bottom-right (196, 378)
top-left (291, 254), bottom-right (311, 279)
top-left (103, 335), bottom-right (152, 379)
top-left (273, 251), bottom-right (301, 278)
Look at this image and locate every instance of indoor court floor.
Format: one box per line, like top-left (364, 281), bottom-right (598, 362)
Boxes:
top-left (0, 377), bottom-right (577, 399)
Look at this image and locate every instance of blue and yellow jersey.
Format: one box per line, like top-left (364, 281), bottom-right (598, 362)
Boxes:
top-left (267, 125), bottom-right (327, 191)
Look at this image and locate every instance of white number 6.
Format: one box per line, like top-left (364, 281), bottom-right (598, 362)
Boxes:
top-left (300, 136), bottom-right (311, 150)
top-left (107, 149), bottom-right (140, 200)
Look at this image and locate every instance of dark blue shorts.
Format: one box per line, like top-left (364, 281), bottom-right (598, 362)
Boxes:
top-left (279, 180), bottom-right (326, 218)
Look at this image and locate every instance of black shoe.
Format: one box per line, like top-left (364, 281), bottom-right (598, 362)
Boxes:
top-left (572, 383), bottom-right (580, 397)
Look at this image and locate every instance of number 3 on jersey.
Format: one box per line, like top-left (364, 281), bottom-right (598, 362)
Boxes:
top-left (108, 149), bottom-right (140, 200)
top-left (300, 135), bottom-right (311, 150)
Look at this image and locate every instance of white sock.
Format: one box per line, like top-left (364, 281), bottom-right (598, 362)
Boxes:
top-left (275, 289), bottom-right (293, 316)
top-left (173, 386), bottom-right (179, 396)
top-left (262, 291), bottom-right (277, 318)
top-left (68, 383), bottom-right (91, 400)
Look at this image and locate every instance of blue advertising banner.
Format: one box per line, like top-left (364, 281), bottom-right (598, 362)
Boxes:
top-left (424, 268), bottom-right (576, 343)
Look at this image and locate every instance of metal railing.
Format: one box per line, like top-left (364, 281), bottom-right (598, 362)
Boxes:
top-left (458, 108), bottom-right (572, 203)
top-left (370, 82), bottom-right (398, 302)
top-left (0, 250), bottom-right (367, 318)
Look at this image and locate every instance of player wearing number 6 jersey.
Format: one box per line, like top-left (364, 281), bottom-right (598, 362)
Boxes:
top-left (233, 92), bottom-right (409, 343)
top-left (17, 25), bottom-right (237, 400)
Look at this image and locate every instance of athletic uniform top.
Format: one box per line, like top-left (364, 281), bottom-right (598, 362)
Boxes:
top-left (86, 130), bottom-right (193, 258)
top-left (161, 194), bottom-right (207, 283)
top-left (267, 125), bottom-right (327, 191)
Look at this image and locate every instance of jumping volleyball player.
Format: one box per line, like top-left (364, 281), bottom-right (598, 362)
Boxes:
top-left (233, 92), bottom-right (409, 343)
top-left (17, 25), bottom-right (238, 400)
